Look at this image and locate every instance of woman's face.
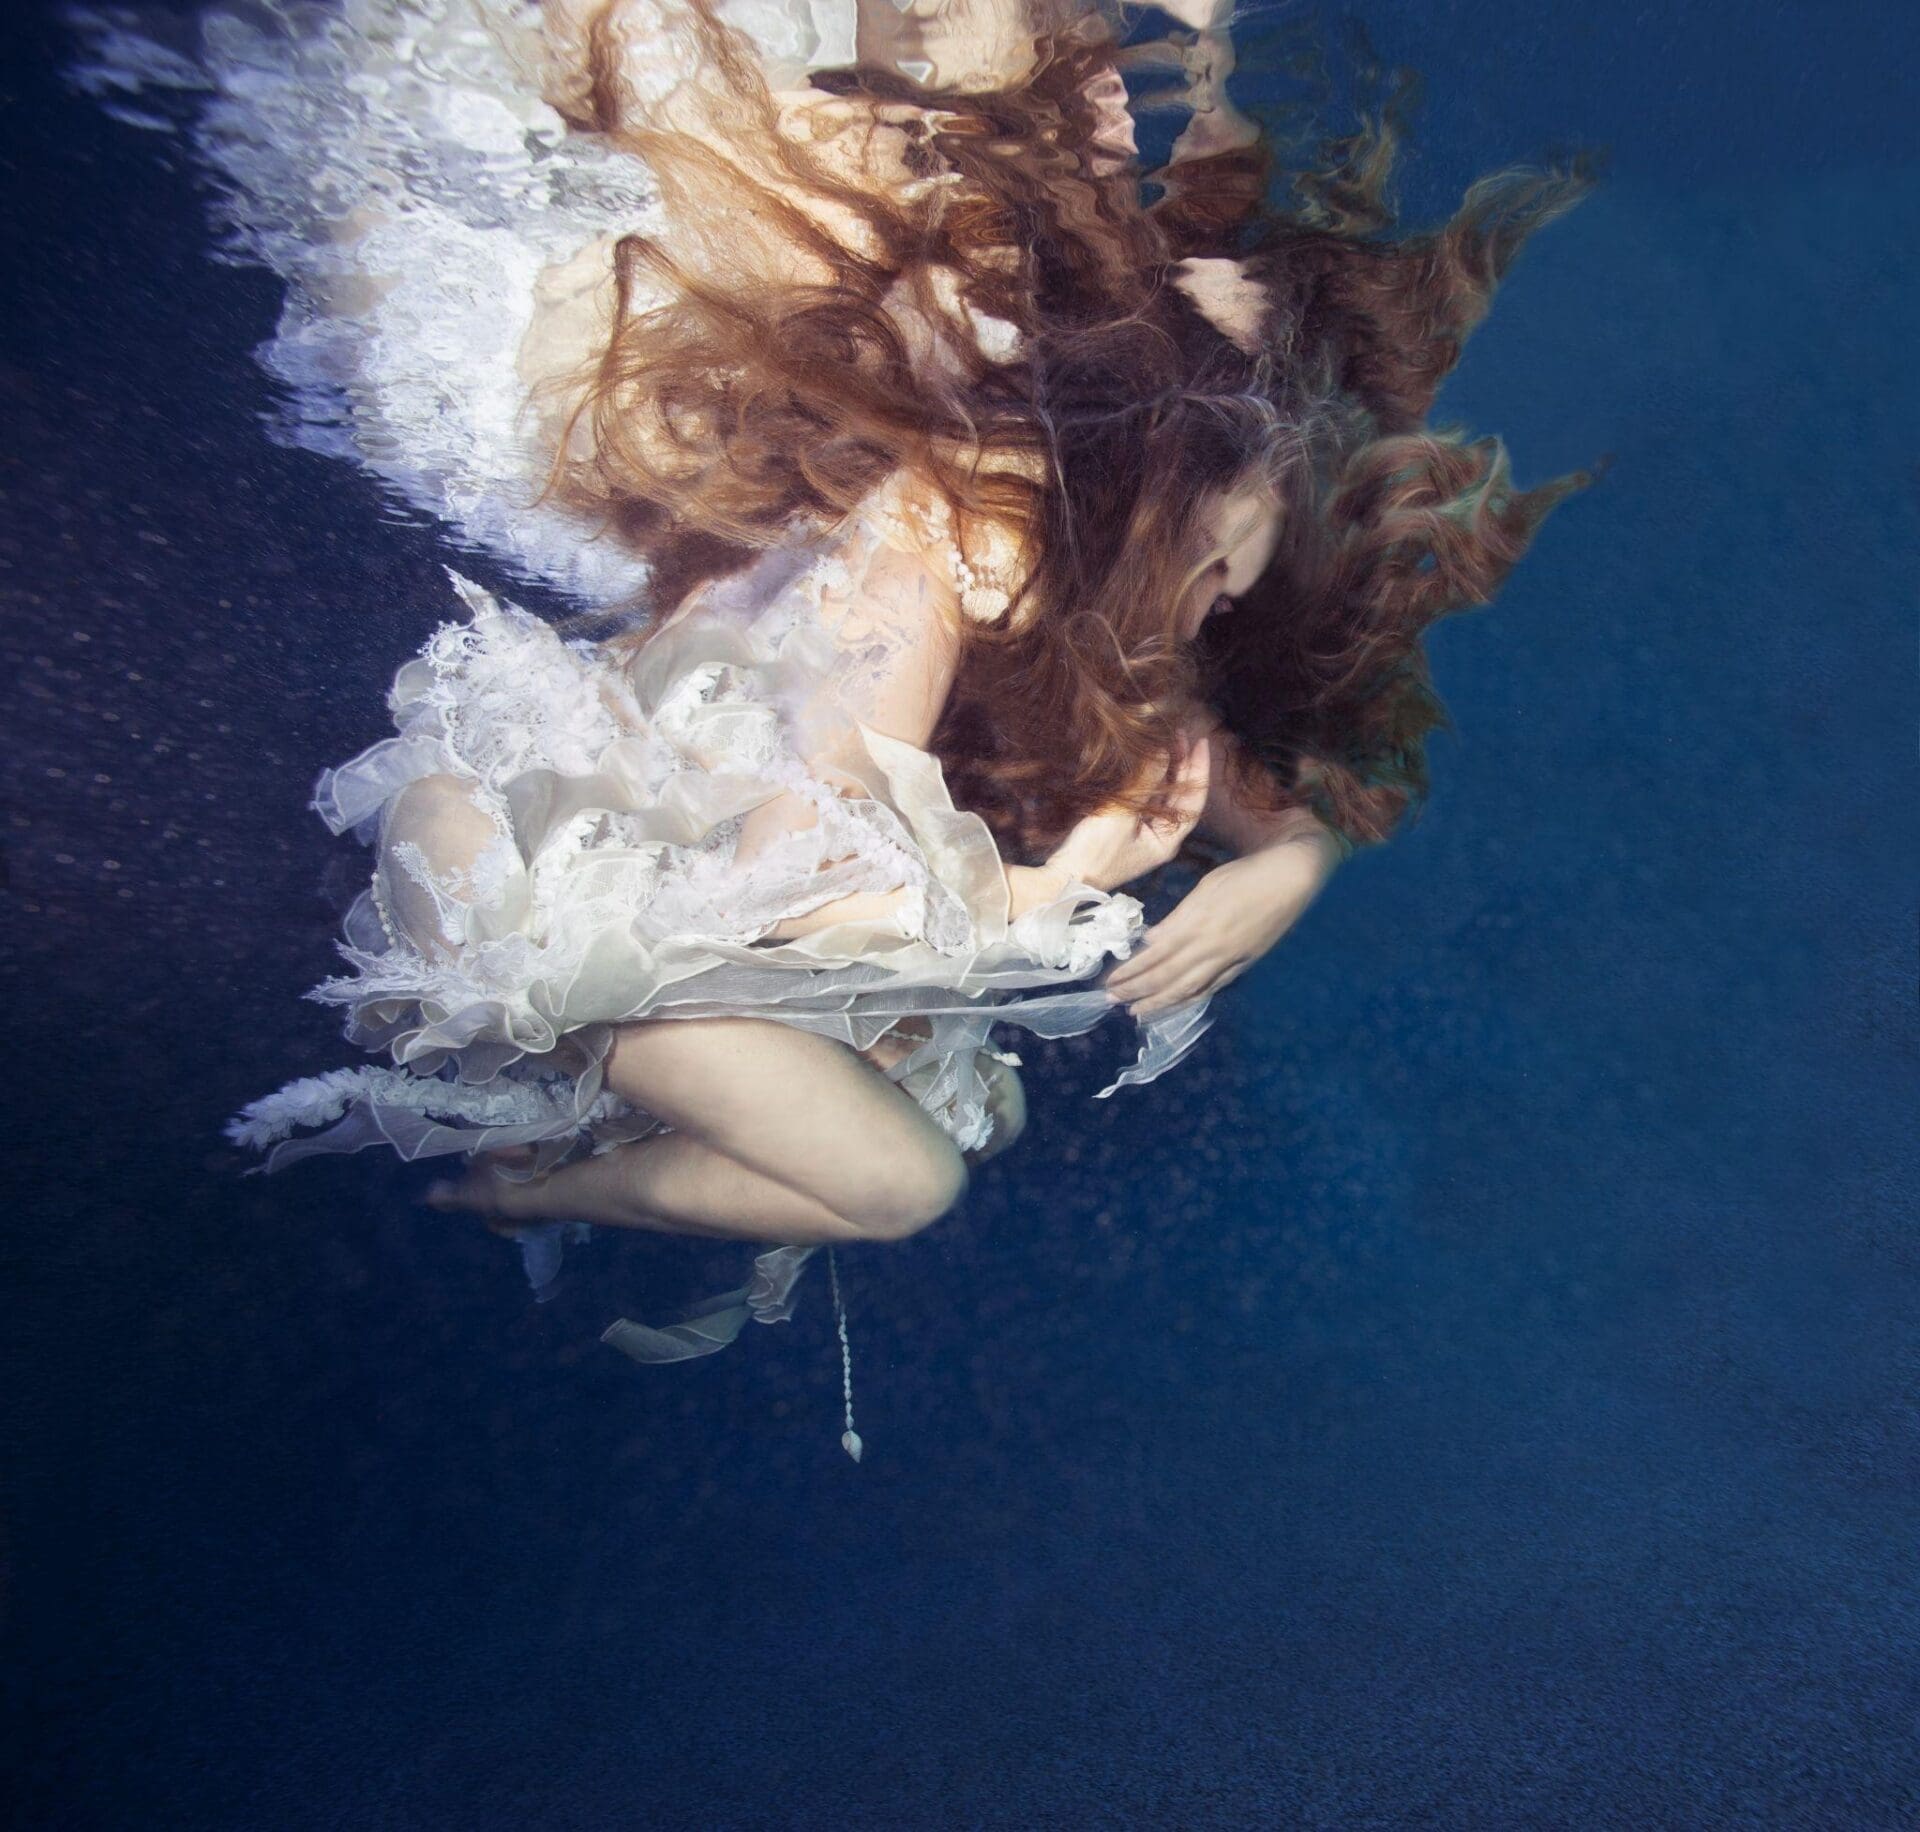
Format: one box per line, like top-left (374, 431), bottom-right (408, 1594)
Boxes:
top-left (1177, 476), bottom-right (1285, 639)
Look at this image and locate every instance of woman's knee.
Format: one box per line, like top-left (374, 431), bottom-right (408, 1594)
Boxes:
top-left (387, 773), bottom-right (497, 855)
top-left (839, 1132), bottom-right (969, 1241)
top-left (604, 1018), bottom-right (968, 1237)
top-left (378, 773), bottom-right (510, 956)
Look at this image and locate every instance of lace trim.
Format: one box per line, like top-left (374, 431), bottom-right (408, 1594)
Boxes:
top-left (859, 473), bottom-right (1025, 624)
top-left (225, 1063), bottom-right (626, 1150)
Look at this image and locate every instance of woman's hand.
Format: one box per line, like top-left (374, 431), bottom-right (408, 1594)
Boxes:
top-left (1043, 729), bottom-right (1213, 893)
top-left (1103, 824), bottom-right (1341, 1016)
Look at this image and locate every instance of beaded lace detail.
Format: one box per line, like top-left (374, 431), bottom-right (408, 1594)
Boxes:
top-left (75, 0), bottom-right (1220, 1179)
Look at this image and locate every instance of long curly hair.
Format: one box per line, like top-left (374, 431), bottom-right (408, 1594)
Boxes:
top-left (543, 0), bottom-right (1596, 859)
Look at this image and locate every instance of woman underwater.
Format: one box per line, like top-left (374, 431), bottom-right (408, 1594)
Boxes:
top-left (74, 0), bottom-right (1592, 1434)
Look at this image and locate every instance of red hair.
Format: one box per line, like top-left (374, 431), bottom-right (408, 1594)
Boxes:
top-left (544, 1), bottom-right (1597, 858)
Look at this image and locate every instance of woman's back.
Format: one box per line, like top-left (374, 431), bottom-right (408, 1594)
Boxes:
top-left (71, 0), bottom-right (1584, 1440)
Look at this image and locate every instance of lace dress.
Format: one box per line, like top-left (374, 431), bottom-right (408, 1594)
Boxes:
top-left (73, 2), bottom-right (1216, 1369)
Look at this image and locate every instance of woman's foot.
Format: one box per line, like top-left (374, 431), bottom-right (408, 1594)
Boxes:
top-left (422, 1145), bottom-right (541, 1231)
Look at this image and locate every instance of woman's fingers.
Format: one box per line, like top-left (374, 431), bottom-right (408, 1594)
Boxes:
top-left (1107, 945), bottom-right (1213, 1005)
top-left (1110, 946), bottom-right (1249, 1014)
top-left (1104, 934), bottom-right (1181, 993)
top-left (1131, 960), bottom-right (1244, 1016)
top-left (1106, 903), bottom-right (1201, 987)
top-left (1129, 970), bottom-right (1211, 1015)
top-left (1103, 939), bottom-right (1158, 991)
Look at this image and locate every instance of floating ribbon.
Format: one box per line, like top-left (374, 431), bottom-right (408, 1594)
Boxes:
top-left (599, 1243), bottom-right (819, 1362)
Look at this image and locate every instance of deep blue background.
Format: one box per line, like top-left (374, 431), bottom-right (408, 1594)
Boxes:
top-left (4, 2), bottom-right (1916, 1824)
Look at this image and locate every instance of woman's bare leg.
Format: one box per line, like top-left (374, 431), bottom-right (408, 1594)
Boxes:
top-left (428, 1016), bottom-right (970, 1244)
top-left (380, 774), bottom-right (515, 959)
top-left (431, 1131), bottom-right (874, 1243)
top-left (383, 778), bottom-right (973, 1244)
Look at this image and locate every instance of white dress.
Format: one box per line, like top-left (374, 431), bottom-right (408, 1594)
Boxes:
top-left (74, 0), bottom-right (1214, 1227)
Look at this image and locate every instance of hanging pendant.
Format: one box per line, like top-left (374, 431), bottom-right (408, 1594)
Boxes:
top-left (828, 1246), bottom-right (863, 1464)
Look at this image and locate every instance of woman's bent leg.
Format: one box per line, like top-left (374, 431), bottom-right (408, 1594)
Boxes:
top-left (380, 772), bottom-right (517, 960)
top-left (430, 1017), bottom-right (969, 1244)
top-left (604, 1017), bottom-right (969, 1235)
top-left (430, 1130), bottom-right (873, 1242)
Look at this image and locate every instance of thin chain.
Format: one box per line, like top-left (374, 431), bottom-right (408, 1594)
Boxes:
top-left (828, 1246), bottom-right (863, 1463)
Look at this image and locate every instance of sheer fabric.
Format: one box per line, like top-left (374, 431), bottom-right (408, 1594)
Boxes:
top-left (73, 0), bottom-right (1218, 1180)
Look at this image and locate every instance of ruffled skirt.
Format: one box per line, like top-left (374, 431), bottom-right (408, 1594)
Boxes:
top-left (228, 566), bottom-right (1213, 1170)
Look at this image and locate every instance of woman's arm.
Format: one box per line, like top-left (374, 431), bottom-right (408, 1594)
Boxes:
top-left (1193, 726), bottom-right (1347, 864)
top-left (1103, 726), bottom-right (1343, 1015)
top-left (741, 524), bottom-right (964, 942)
top-left (736, 489), bottom-right (1063, 942)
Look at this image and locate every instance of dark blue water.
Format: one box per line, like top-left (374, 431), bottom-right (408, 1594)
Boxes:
top-left (5, 2), bottom-right (1916, 1824)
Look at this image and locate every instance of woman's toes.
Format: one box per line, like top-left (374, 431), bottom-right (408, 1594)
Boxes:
top-left (422, 1167), bottom-right (511, 1221)
top-left (421, 1145), bottom-right (561, 1235)
top-left (422, 1144), bottom-right (540, 1206)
